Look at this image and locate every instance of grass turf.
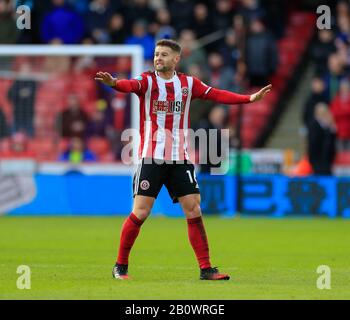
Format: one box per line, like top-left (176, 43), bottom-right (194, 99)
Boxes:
top-left (0, 216), bottom-right (349, 300)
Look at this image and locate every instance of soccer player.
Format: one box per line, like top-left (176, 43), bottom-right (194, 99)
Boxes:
top-left (95, 39), bottom-right (271, 280)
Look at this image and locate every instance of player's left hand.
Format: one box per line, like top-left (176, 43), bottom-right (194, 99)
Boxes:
top-left (250, 84), bottom-right (272, 102)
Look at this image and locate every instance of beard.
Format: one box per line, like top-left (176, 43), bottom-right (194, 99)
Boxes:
top-left (155, 64), bottom-right (171, 72)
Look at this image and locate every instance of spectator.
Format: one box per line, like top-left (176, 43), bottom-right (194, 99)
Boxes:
top-left (7, 62), bottom-right (37, 137)
top-left (219, 29), bottom-right (241, 71)
top-left (323, 53), bottom-right (346, 103)
top-left (86, 100), bottom-right (114, 138)
top-left (168, 0), bottom-right (194, 33)
top-left (24, 0), bottom-right (53, 43)
top-left (338, 42), bottom-right (350, 77)
top-left (335, 13), bottom-right (350, 45)
top-left (330, 78), bottom-right (350, 151)
top-left (207, 52), bottom-right (237, 91)
top-left (152, 7), bottom-right (176, 41)
top-left (245, 18), bottom-right (278, 87)
top-left (43, 55), bottom-right (71, 76)
top-left (84, 0), bottom-right (113, 44)
top-left (148, 0), bottom-right (166, 10)
top-left (125, 20), bottom-right (155, 61)
top-left (302, 77), bottom-right (327, 130)
top-left (262, 0), bottom-right (287, 39)
top-left (237, 0), bottom-right (266, 26)
top-left (0, 0), bottom-right (18, 44)
top-left (0, 132), bottom-right (35, 159)
top-left (336, 0), bottom-right (350, 18)
top-left (311, 30), bottom-right (337, 76)
top-left (59, 137), bottom-right (97, 163)
top-left (212, 0), bottom-right (235, 32)
top-left (40, 0), bottom-right (85, 44)
top-left (56, 94), bottom-right (89, 139)
top-left (178, 29), bottom-right (207, 73)
top-left (307, 103), bottom-right (336, 175)
top-left (232, 14), bottom-right (247, 48)
top-left (108, 13), bottom-right (128, 44)
top-left (219, 29), bottom-right (247, 89)
top-left (197, 105), bottom-right (228, 174)
top-left (66, 0), bottom-right (90, 15)
top-left (190, 3), bottom-right (213, 39)
top-left (126, 0), bottom-right (156, 28)
top-left (0, 108), bottom-right (9, 139)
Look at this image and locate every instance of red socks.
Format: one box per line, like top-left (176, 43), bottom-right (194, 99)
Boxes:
top-left (116, 213), bottom-right (144, 265)
top-left (187, 216), bottom-right (211, 269)
top-left (116, 213), bottom-right (211, 270)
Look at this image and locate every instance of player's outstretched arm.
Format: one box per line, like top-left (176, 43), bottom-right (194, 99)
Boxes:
top-left (203, 84), bottom-right (272, 104)
top-left (249, 84), bottom-right (272, 102)
top-left (94, 71), bottom-right (140, 93)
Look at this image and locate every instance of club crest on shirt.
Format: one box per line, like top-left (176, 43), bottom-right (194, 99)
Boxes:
top-left (182, 87), bottom-right (189, 96)
top-left (140, 180), bottom-right (150, 190)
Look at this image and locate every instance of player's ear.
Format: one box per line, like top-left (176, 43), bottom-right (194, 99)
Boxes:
top-left (174, 54), bottom-right (180, 64)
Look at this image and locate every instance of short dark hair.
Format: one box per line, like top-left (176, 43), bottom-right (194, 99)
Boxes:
top-left (155, 39), bottom-right (182, 54)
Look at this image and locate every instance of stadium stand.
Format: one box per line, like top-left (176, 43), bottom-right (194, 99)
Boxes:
top-left (231, 10), bottom-right (316, 148)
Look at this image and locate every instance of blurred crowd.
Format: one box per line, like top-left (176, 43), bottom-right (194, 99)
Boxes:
top-left (0, 0), bottom-right (286, 163)
top-left (301, 0), bottom-right (350, 175)
top-left (0, 0), bottom-right (285, 163)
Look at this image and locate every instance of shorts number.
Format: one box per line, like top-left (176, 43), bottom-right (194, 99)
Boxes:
top-left (186, 170), bottom-right (197, 184)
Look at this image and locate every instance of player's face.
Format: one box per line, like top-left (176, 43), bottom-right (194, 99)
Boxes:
top-left (154, 46), bottom-right (180, 72)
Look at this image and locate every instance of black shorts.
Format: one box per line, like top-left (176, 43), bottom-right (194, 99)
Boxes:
top-left (133, 158), bottom-right (200, 203)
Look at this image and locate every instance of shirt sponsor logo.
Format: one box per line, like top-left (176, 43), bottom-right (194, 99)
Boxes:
top-left (152, 100), bottom-right (185, 114)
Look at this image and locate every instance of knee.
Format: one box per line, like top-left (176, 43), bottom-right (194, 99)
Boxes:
top-left (133, 205), bottom-right (151, 221)
top-left (184, 201), bottom-right (202, 219)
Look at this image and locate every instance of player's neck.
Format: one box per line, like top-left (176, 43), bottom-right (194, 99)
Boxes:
top-left (156, 70), bottom-right (176, 80)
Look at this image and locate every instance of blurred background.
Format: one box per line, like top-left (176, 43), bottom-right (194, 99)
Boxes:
top-left (0, 0), bottom-right (349, 217)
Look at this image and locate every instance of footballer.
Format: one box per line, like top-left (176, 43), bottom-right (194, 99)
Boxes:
top-left (95, 39), bottom-right (271, 280)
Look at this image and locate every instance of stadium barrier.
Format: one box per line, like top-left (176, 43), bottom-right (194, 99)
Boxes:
top-left (2, 164), bottom-right (349, 218)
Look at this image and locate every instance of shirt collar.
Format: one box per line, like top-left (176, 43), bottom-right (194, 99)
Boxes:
top-left (155, 71), bottom-right (177, 82)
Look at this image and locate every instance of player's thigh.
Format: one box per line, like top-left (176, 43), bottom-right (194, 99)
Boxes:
top-left (178, 193), bottom-right (202, 219)
top-left (165, 161), bottom-right (200, 203)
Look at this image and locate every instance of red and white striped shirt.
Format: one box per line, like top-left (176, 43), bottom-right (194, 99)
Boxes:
top-left (114, 71), bottom-right (251, 161)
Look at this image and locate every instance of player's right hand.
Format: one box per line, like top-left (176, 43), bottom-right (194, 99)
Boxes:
top-left (94, 71), bottom-right (117, 87)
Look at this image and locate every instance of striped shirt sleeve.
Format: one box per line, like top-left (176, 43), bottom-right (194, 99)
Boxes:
top-left (191, 76), bottom-right (212, 99)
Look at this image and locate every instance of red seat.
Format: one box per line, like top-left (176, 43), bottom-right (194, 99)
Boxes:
top-left (100, 152), bottom-right (115, 162)
top-left (0, 138), bottom-right (10, 152)
top-left (247, 100), bottom-right (272, 116)
top-left (58, 138), bottom-right (69, 153)
top-left (28, 139), bottom-right (56, 161)
top-left (335, 152), bottom-right (350, 165)
top-left (87, 137), bottom-right (110, 157)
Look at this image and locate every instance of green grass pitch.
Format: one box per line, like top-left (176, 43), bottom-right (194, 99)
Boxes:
top-left (0, 216), bottom-right (349, 300)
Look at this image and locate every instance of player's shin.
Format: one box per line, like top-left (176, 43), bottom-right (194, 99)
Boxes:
top-left (116, 213), bottom-right (144, 265)
top-left (187, 216), bottom-right (211, 269)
